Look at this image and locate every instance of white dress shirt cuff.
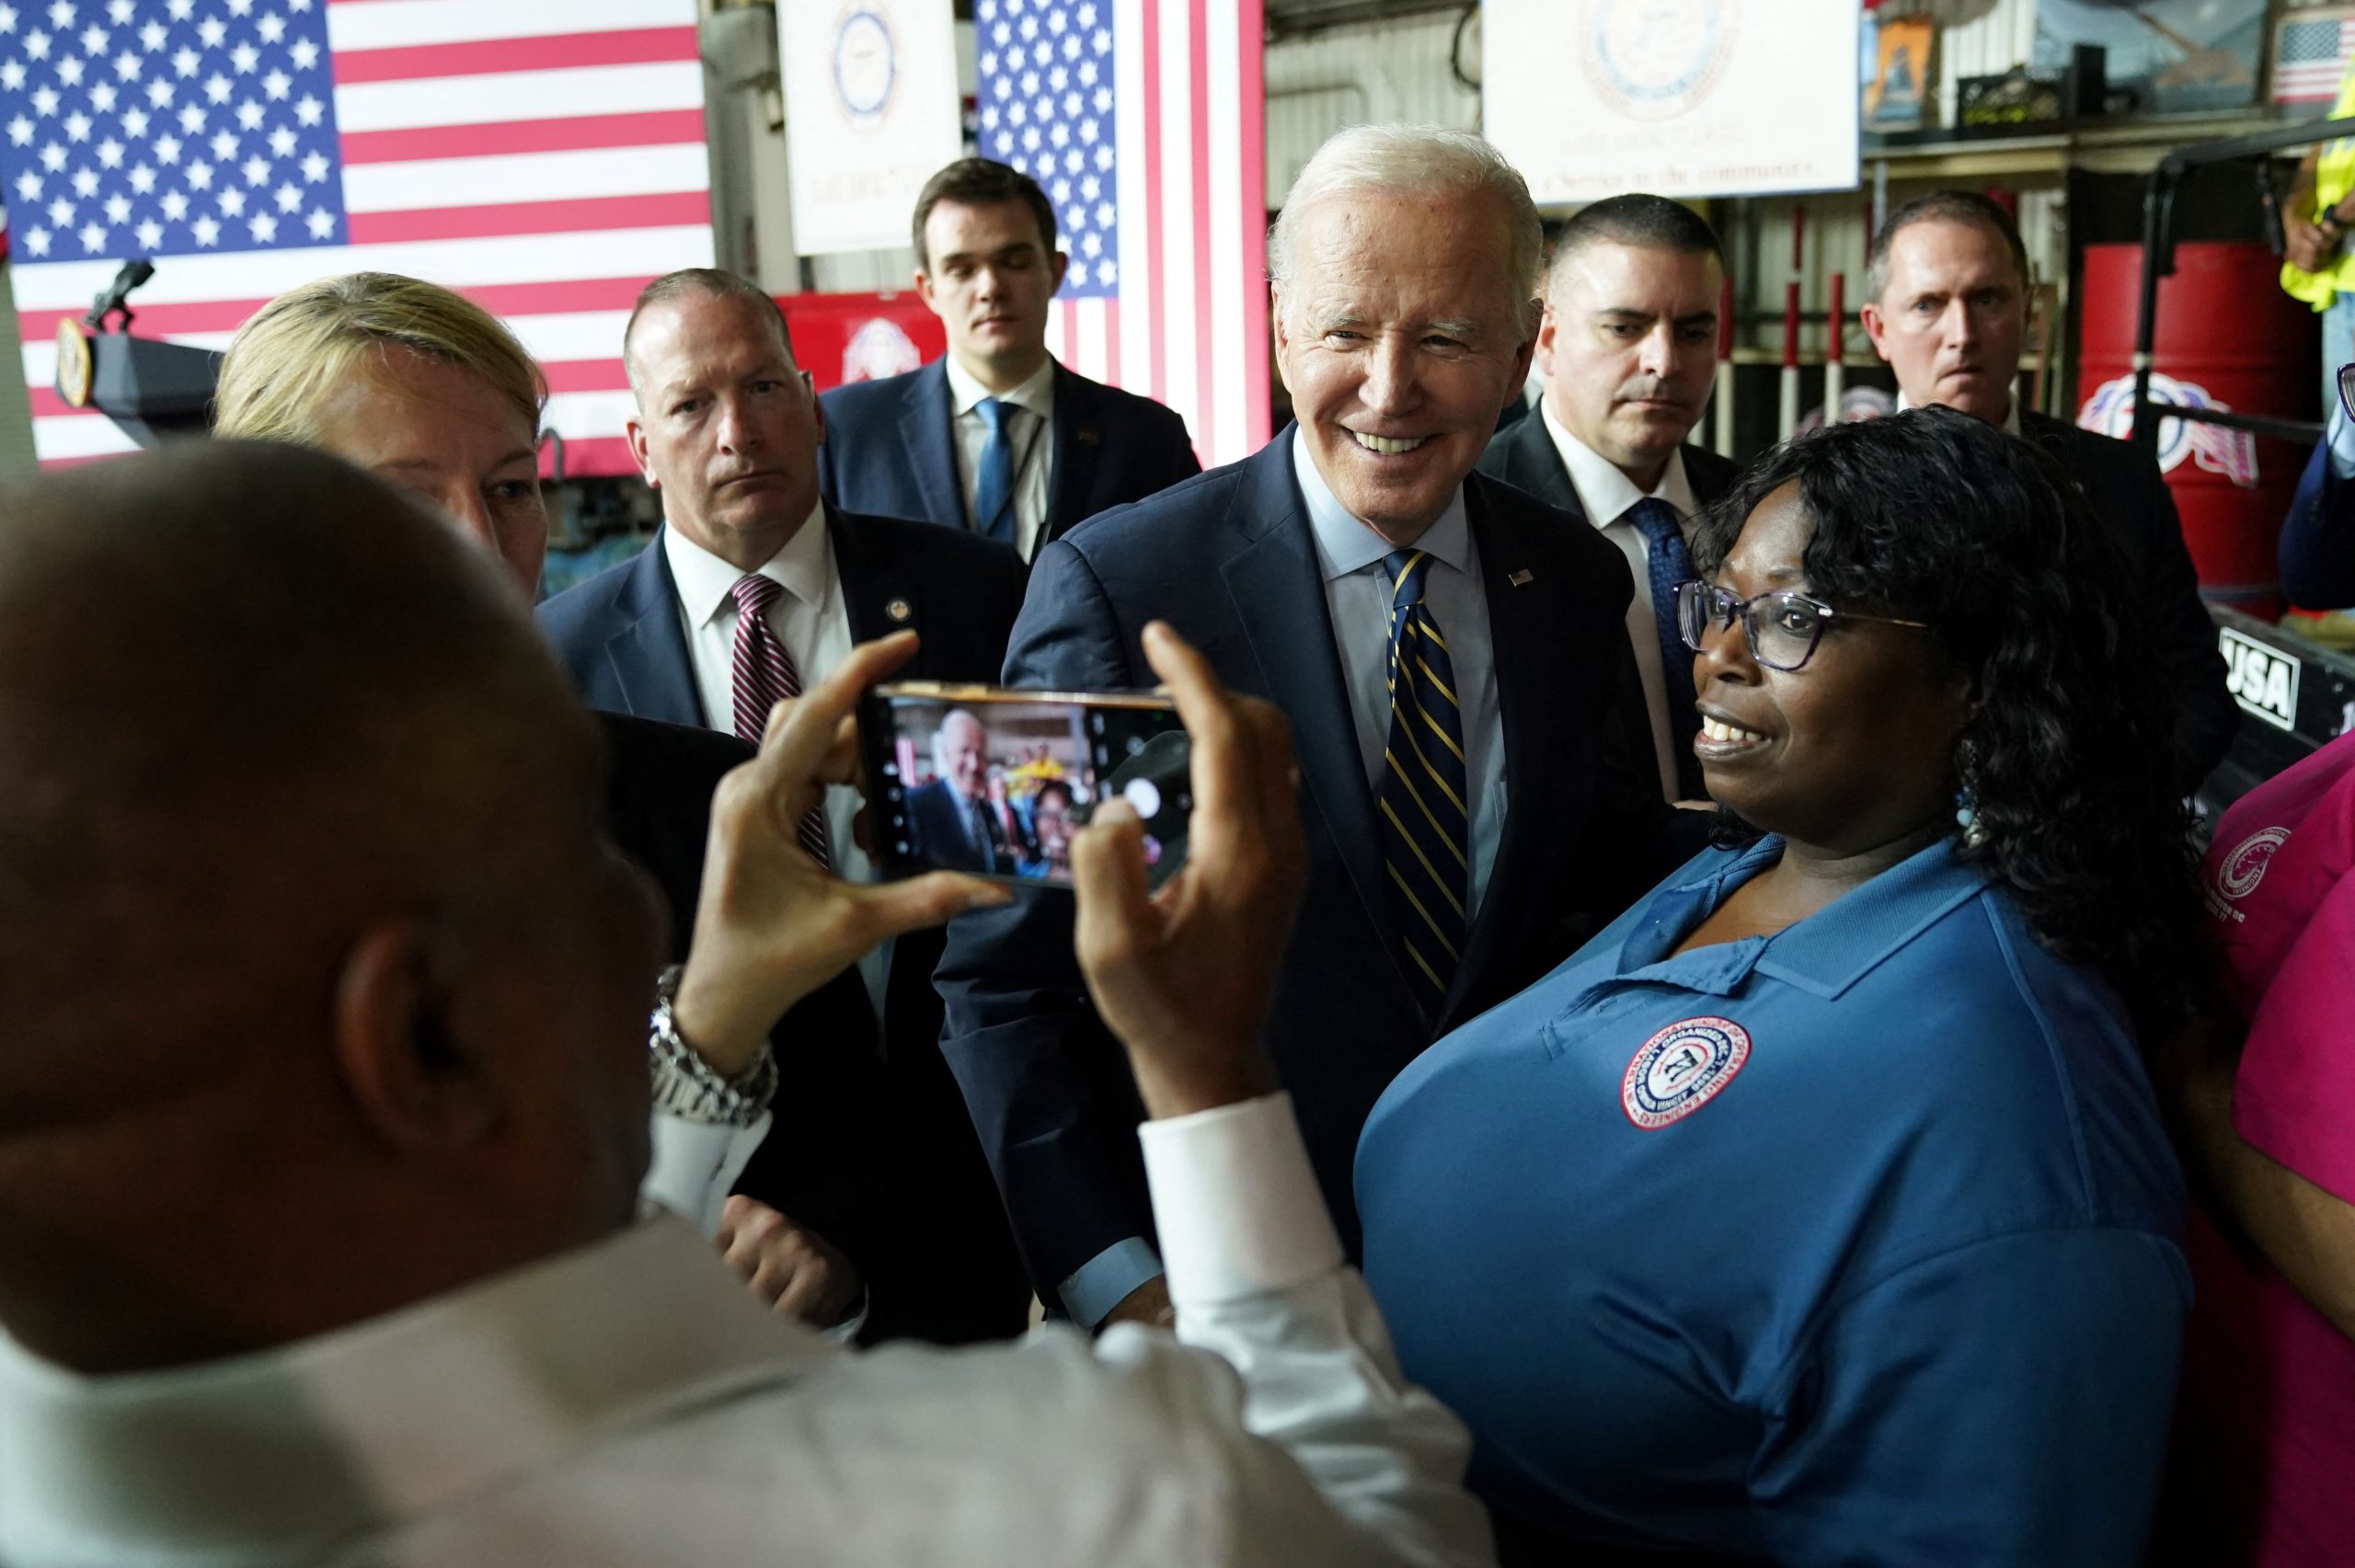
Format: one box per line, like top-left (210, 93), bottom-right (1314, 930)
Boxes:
top-left (1141, 1092), bottom-right (1346, 1305)
top-left (641, 1111), bottom-right (770, 1237)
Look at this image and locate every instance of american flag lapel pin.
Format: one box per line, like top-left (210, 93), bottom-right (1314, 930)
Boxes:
top-left (1508, 568), bottom-right (1534, 587)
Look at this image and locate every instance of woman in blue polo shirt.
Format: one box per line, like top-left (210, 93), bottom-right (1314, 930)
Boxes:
top-left (1357, 406), bottom-right (2209, 1565)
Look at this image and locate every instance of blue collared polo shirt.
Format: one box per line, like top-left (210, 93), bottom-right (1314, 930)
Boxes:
top-left (1356, 835), bottom-right (2188, 1565)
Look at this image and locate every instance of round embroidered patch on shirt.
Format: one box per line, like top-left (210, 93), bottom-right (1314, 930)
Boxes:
top-left (2215, 826), bottom-right (2291, 902)
top-left (1621, 1016), bottom-right (1751, 1129)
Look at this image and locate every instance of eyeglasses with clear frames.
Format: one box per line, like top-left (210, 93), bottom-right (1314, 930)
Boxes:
top-left (1672, 578), bottom-right (1932, 673)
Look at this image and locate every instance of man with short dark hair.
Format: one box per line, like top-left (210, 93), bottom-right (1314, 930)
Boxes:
top-left (818, 158), bottom-right (1200, 559)
top-left (537, 269), bottom-right (1034, 1343)
top-left (1478, 193), bottom-right (1739, 801)
top-left (0, 441), bottom-right (1494, 1565)
top-left (1860, 189), bottom-right (2234, 789)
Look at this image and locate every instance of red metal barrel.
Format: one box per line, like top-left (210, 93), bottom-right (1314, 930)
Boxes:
top-left (2076, 242), bottom-right (2317, 618)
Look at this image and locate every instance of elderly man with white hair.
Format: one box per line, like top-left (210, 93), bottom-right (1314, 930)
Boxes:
top-left (938, 122), bottom-right (1683, 1332)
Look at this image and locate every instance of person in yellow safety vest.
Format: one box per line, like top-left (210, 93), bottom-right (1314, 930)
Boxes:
top-left (2280, 60), bottom-right (2355, 638)
top-left (2283, 60), bottom-right (2355, 415)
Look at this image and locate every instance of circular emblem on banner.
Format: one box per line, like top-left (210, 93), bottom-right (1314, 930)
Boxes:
top-left (2215, 826), bottom-right (2291, 903)
top-left (832, 8), bottom-right (897, 125)
top-left (53, 319), bottom-right (94, 408)
top-left (1580, 0), bottom-right (1738, 122)
top-left (1621, 1015), bottom-right (1751, 1129)
top-left (842, 316), bottom-right (923, 383)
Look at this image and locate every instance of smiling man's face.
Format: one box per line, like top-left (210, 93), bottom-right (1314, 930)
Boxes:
top-left (1273, 187), bottom-right (1535, 546)
top-left (626, 290), bottom-right (825, 571)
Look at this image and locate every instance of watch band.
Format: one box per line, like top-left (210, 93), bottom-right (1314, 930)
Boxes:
top-left (647, 964), bottom-right (777, 1127)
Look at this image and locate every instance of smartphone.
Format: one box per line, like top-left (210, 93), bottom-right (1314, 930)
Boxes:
top-left (858, 681), bottom-right (1193, 890)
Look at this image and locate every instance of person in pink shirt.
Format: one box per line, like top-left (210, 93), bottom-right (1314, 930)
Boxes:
top-left (2160, 732), bottom-right (2355, 1566)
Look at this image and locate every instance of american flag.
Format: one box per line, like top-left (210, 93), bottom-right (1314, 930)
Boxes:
top-left (2274, 14), bottom-right (2355, 106)
top-left (974, 0), bottom-right (1267, 468)
top-left (0, 0), bottom-right (712, 472)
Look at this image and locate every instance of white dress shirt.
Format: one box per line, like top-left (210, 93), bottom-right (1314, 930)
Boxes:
top-left (0, 1094), bottom-right (1494, 1568)
top-left (1292, 429), bottom-right (1506, 919)
top-left (1539, 401), bottom-right (1702, 802)
top-left (661, 515), bottom-right (883, 1007)
top-left (947, 354), bottom-right (1057, 560)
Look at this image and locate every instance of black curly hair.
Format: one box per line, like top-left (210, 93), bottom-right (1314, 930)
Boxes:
top-left (1691, 405), bottom-right (2211, 1036)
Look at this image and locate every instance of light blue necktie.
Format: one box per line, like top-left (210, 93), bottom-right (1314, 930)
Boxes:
top-left (1628, 498), bottom-right (1705, 799)
top-left (972, 397), bottom-right (1017, 544)
top-left (1375, 550), bottom-right (1469, 1016)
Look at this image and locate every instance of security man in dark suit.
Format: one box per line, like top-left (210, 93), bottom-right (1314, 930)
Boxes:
top-left (817, 158), bottom-right (1200, 560)
top-left (538, 269), bottom-right (1033, 1344)
top-left (1478, 194), bottom-right (1741, 802)
top-left (1860, 189), bottom-right (2235, 790)
top-left (936, 125), bottom-right (1685, 1333)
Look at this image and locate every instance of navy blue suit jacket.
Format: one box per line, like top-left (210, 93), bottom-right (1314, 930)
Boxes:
top-left (2282, 433), bottom-right (2355, 608)
top-left (817, 358), bottom-right (1200, 548)
top-left (935, 429), bottom-right (1686, 1305)
top-left (537, 507), bottom-right (1031, 1343)
top-left (2019, 409), bottom-right (2234, 791)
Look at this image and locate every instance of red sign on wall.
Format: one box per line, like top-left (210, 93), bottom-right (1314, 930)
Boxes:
top-left (778, 292), bottom-right (946, 394)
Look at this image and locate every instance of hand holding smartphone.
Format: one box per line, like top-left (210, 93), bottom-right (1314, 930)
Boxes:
top-left (857, 682), bottom-right (1194, 891)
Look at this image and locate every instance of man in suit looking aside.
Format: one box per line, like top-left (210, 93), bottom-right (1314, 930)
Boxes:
top-left (1476, 194), bottom-right (1740, 802)
top-left (937, 124), bottom-right (1678, 1333)
top-left (817, 158), bottom-right (1200, 558)
top-left (1860, 189), bottom-right (2235, 790)
top-left (537, 269), bottom-right (1032, 1344)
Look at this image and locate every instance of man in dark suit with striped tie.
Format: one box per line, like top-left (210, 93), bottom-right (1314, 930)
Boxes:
top-left (538, 269), bottom-right (1033, 1345)
top-left (1476, 195), bottom-right (1742, 803)
top-left (936, 124), bottom-right (1681, 1332)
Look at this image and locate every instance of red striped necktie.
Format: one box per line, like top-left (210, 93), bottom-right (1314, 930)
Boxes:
top-left (729, 573), bottom-right (833, 868)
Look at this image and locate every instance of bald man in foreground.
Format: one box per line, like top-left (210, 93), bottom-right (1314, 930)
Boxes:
top-left (0, 441), bottom-right (1492, 1566)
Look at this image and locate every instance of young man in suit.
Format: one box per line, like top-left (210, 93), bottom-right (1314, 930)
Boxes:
top-left (1860, 190), bottom-right (2235, 790)
top-left (817, 158), bottom-right (1200, 559)
top-left (538, 269), bottom-right (1033, 1344)
top-left (1477, 194), bottom-right (1740, 802)
top-left (936, 124), bottom-right (1683, 1332)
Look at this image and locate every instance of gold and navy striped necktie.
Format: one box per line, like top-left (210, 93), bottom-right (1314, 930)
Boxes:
top-left (1375, 549), bottom-right (1468, 1014)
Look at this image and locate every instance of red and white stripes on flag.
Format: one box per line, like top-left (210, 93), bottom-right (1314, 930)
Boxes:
top-left (9, 0), bottom-right (711, 472)
top-left (986, 0), bottom-right (1268, 470)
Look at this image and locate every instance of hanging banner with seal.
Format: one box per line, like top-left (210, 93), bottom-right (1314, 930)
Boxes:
top-left (1485, 0), bottom-right (1860, 203)
top-left (780, 1), bottom-right (962, 255)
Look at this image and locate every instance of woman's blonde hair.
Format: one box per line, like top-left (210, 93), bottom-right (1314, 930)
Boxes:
top-left (213, 271), bottom-right (546, 445)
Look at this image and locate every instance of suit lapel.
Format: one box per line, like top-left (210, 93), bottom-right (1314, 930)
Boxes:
top-left (1441, 476), bottom-right (1553, 1028)
top-left (1681, 442), bottom-right (1741, 510)
top-left (828, 509), bottom-right (930, 672)
top-left (901, 361), bottom-right (967, 531)
top-left (602, 532), bottom-right (706, 727)
top-left (1044, 361), bottom-right (1105, 544)
top-left (1216, 440), bottom-right (1404, 982)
